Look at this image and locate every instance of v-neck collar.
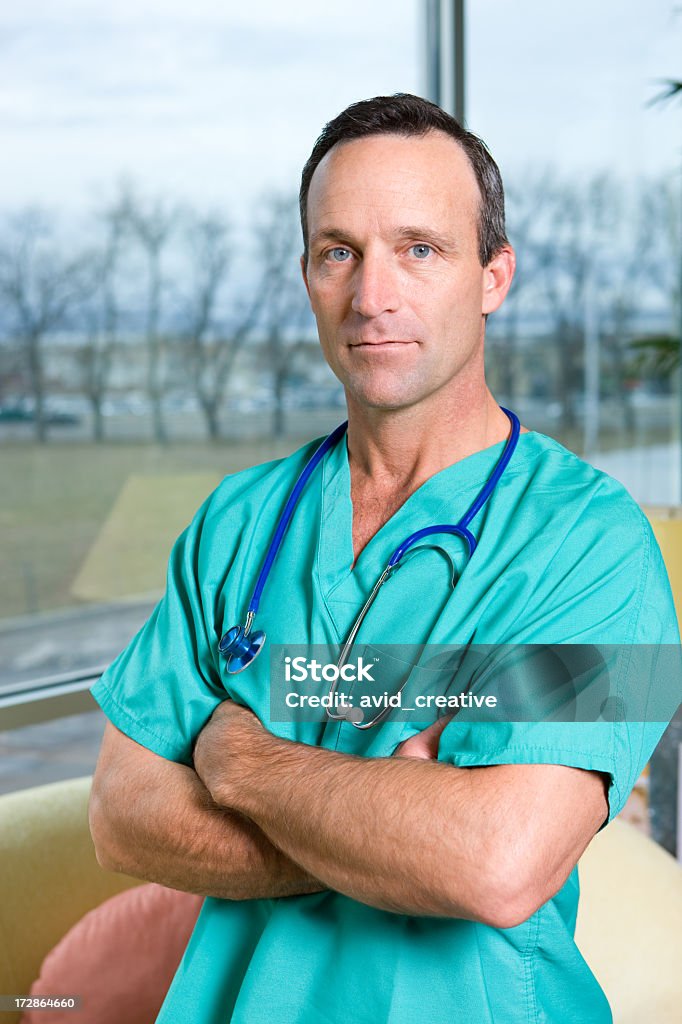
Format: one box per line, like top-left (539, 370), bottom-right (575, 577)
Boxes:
top-left (316, 428), bottom-right (538, 614)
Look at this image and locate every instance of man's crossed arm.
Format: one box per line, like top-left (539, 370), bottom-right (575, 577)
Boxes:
top-left (89, 703), bottom-right (609, 929)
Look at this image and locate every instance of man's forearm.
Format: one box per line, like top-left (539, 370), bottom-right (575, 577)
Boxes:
top-left (89, 724), bottom-right (324, 901)
top-left (203, 729), bottom-right (489, 919)
top-left (192, 704), bottom-right (609, 926)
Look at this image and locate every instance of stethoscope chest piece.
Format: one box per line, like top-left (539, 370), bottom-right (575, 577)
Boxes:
top-left (219, 623), bottom-right (265, 674)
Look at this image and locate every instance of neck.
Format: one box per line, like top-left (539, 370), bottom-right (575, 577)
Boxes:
top-left (345, 383), bottom-right (514, 493)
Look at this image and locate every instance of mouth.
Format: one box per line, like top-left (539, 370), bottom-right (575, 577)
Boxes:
top-left (350, 340), bottom-right (418, 350)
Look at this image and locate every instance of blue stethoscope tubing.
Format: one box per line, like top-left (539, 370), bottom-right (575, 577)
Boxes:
top-left (219, 408), bottom-right (520, 676)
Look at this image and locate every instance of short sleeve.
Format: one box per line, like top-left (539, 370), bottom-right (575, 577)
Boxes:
top-left (90, 495), bottom-right (224, 766)
top-left (437, 514), bottom-right (681, 825)
top-left (437, 719), bottom-right (668, 825)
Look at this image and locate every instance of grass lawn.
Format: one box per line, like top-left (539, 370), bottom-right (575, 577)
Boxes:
top-left (0, 439), bottom-right (305, 621)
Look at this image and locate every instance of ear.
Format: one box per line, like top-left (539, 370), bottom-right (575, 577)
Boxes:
top-left (300, 255), bottom-right (311, 301)
top-left (481, 245), bottom-right (516, 316)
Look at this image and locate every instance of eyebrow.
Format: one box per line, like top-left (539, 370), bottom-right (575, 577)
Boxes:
top-left (308, 228), bottom-right (358, 250)
top-left (395, 226), bottom-right (460, 251)
top-left (309, 226), bottom-right (460, 253)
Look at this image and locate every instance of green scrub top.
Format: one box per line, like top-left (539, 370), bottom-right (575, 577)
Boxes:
top-left (91, 429), bottom-right (679, 1024)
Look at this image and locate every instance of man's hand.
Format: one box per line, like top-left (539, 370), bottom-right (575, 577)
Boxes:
top-left (393, 715), bottom-right (454, 761)
top-left (193, 700), bottom-right (280, 806)
top-left (193, 700), bottom-right (452, 802)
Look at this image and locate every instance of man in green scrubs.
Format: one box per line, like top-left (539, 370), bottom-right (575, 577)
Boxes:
top-left (89, 94), bottom-right (679, 1023)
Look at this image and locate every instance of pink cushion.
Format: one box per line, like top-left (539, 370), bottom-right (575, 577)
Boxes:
top-left (21, 884), bottom-right (203, 1024)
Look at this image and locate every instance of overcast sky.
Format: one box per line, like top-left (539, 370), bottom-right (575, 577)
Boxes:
top-left (1, 0), bottom-right (681, 222)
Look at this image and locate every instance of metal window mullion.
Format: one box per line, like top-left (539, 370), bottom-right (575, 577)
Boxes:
top-left (423, 1), bottom-right (466, 124)
top-left (0, 674), bottom-right (101, 732)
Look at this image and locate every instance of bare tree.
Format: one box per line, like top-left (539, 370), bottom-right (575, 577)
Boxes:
top-left (74, 205), bottom-right (127, 441)
top-left (253, 193), bottom-right (313, 439)
top-left (0, 209), bottom-right (90, 442)
top-left (532, 173), bottom-right (617, 433)
top-left (493, 169), bottom-right (556, 403)
top-left (176, 209), bottom-right (260, 439)
top-left (598, 177), bottom-right (669, 439)
top-left (117, 184), bottom-right (176, 444)
top-left (634, 173), bottom-right (681, 353)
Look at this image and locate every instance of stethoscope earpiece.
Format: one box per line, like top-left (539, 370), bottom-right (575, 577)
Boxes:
top-left (342, 705), bottom-right (365, 725)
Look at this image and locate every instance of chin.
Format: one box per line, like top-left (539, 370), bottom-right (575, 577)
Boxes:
top-left (345, 380), bottom-right (426, 412)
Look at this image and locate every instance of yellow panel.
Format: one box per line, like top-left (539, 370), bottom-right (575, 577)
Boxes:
top-left (577, 817), bottom-right (682, 1024)
top-left (70, 474), bottom-right (220, 603)
top-left (643, 506), bottom-right (682, 628)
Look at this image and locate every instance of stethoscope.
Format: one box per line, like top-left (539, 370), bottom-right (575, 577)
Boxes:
top-left (219, 408), bottom-right (520, 728)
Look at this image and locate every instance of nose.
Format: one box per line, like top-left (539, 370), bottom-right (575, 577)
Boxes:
top-left (351, 252), bottom-right (400, 318)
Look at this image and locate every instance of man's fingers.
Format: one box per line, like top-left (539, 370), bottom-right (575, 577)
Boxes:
top-left (394, 714), bottom-right (454, 760)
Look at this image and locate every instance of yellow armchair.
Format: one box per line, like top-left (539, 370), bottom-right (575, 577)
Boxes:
top-left (0, 777), bottom-right (140, 1024)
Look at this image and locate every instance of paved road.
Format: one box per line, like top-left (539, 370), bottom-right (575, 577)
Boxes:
top-left (0, 600), bottom-right (156, 796)
top-left (0, 708), bottom-right (107, 796)
top-left (0, 599), bottom-right (156, 693)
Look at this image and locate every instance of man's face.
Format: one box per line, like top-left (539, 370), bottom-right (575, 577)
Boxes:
top-left (301, 130), bottom-right (514, 413)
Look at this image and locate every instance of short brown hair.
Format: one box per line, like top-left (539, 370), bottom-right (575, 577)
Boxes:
top-left (300, 92), bottom-right (508, 269)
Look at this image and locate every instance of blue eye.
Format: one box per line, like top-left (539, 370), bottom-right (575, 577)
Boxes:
top-left (328, 247), bottom-right (352, 262)
top-left (411, 244), bottom-right (432, 259)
